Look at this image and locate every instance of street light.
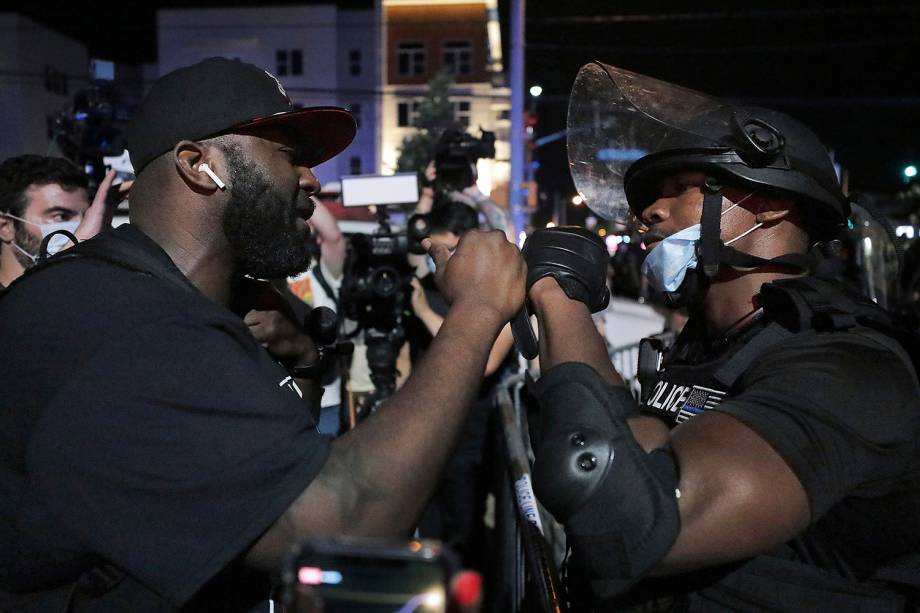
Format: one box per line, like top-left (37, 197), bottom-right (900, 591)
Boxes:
top-left (529, 85), bottom-right (543, 98)
top-left (905, 165), bottom-right (918, 180)
top-left (572, 195), bottom-right (584, 206)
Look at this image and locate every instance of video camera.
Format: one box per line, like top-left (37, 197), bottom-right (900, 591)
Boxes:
top-left (433, 128), bottom-right (496, 192)
top-left (338, 174), bottom-right (430, 410)
top-left (50, 60), bottom-right (134, 184)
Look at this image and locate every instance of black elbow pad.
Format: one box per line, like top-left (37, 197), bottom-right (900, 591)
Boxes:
top-left (531, 362), bottom-right (680, 600)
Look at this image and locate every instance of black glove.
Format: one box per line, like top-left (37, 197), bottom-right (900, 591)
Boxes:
top-left (521, 226), bottom-right (610, 313)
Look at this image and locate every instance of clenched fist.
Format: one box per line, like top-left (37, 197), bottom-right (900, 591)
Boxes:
top-left (424, 229), bottom-right (526, 324)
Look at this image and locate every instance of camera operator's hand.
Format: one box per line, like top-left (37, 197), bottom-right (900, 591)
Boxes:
top-left (424, 230), bottom-right (526, 323)
top-left (410, 276), bottom-right (443, 337)
top-left (409, 277), bottom-right (431, 316)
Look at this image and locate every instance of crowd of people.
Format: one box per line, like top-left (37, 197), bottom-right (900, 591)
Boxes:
top-left (1, 56), bottom-right (918, 613)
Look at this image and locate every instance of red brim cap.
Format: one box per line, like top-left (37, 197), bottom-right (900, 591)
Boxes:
top-left (229, 106), bottom-right (357, 168)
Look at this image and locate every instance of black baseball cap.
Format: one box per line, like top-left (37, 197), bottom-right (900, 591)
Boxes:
top-left (125, 57), bottom-right (357, 174)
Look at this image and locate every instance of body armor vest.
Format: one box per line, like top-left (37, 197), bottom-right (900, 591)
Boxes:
top-left (632, 275), bottom-right (920, 610)
top-left (639, 276), bottom-right (920, 427)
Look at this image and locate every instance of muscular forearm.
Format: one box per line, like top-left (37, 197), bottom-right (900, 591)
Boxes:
top-left (530, 279), bottom-right (668, 450)
top-left (417, 310), bottom-right (511, 377)
top-left (530, 277), bottom-right (623, 386)
top-left (258, 302), bottom-right (505, 555)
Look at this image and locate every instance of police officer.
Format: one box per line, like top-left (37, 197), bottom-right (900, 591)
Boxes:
top-left (521, 62), bottom-right (920, 611)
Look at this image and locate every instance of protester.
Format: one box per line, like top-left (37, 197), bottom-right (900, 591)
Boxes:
top-left (0, 57), bottom-right (526, 611)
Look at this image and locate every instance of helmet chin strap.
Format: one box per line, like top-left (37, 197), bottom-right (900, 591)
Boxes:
top-left (662, 176), bottom-right (813, 308)
top-left (698, 177), bottom-right (725, 278)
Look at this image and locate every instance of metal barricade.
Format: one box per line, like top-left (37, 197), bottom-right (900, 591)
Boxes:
top-left (609, 341), bottom-right (642, 399)
top-left (494, 342), bottom-right (650, 611)
top-left (495, 372), bottom-right (565, 613)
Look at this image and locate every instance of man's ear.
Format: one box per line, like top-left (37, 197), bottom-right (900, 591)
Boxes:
top-left (173, 140), bottom-right (226, 193)
top-left (754, 197), bottom-right (795, 225)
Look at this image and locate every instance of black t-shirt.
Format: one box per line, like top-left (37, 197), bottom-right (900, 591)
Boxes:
top-left (0, 225), bottom-right (329, 611)
top-left (631, 315), bottom-right (920, 609)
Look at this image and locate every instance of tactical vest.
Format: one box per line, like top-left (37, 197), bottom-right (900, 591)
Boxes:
top-left (638, 275), bottom-right (920, 427)
top-left (634, 275), bottom-right (920, 610)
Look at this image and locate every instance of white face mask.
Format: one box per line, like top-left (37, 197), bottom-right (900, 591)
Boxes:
top-left (3, 213), bottom-right (80, 257)
top-left (640, 193), bottom-right (755, 293)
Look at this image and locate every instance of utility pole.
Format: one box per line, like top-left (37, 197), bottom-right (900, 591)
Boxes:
top-left (509, 0), bottom-right (526, 242)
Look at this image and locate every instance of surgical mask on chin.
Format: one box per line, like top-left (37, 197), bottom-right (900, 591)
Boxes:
top-left (3, 214), bottom-right (80, 256)
top-left (641, 224), bottom-right (701, 293)
top-left (641, 193), bottom-right (757, 293)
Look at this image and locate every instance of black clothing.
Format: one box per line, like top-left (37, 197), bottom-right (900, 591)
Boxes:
top-left (628, 277), bottom-right (920, 611)
top-left (0, 225), bottom-right (329, 611)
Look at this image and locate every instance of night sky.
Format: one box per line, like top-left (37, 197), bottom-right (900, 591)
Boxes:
top-left (8, 0), bottom-right (920, 212)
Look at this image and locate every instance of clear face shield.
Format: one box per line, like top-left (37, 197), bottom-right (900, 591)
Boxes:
top-left (566, 62), bottom-right (738, 225)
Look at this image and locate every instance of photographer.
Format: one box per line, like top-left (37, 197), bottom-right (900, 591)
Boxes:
top-left (0, 58), bottom-right (526, 612)
top-left (411, 156), bottom-right (508, 280)
top-left (409, 198), bottom-right (515, 378)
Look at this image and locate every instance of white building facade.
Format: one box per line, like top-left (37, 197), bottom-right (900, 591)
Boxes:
top-left (156, 5), bottom-right (378, 187)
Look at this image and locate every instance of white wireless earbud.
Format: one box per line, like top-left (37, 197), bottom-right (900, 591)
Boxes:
top-left (197, 163), bottom-right (226, 190)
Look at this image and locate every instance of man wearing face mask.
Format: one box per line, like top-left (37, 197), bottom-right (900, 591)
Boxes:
top-left (0, 155), bottom-right (90, 287)
top-left (0, 58), bottom-right (526, 612)
top-left (0, 155), bottom-right (127, 289)
top-left (519, 63), bottom-right (920, 611)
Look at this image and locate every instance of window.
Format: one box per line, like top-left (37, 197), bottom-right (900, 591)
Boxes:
top-left (350, 156), bottom-right (362, 175)
top-left (276, 50), bottom-right (288, 76)
top-left (276, 49), bottom-right (303, 76)
top-left (350, 103), bottom-right (361, 128)
top-left (451, 100), bottom-right (471, 127)
top-left (349, 49), bottom-right (362, 76)
top-left (397, 100), bottom-right (421, 127)
top-left (397, 42), bottom-right (425, 76)
top-left (442, 41), bottom-right (472, 76)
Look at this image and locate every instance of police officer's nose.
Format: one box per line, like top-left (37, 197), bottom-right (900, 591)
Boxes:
top-left (641, 198), bottom-right (672, 227)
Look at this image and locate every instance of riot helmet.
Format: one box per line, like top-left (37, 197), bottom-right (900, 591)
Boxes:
top-left (567, 61), bottom-right (851, 303)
